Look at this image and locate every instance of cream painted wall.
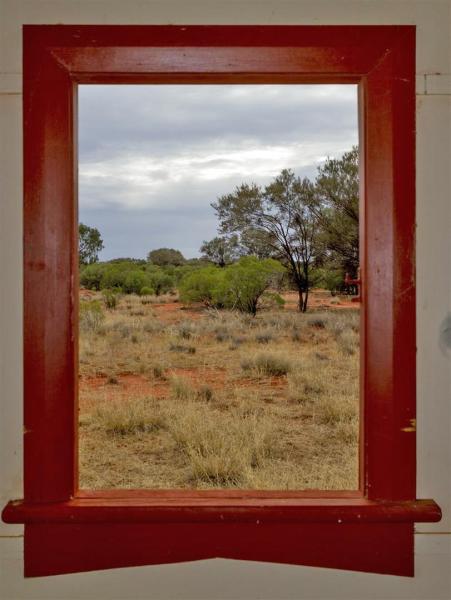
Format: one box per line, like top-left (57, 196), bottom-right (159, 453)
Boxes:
top-left (1, 1), bottom-right (450, 598)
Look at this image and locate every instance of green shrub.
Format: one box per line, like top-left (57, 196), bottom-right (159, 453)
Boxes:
top-left (147, 271), bottom-right (174, 296)
top-left (213, 257), bottom-right (285, 315)
top-left (140, 286), bottom-right (155, 296)
top-left (100, 266), bottom-right (127, 290)
top-left (315, 267), bottom-right (345, 294)
top-left (80, 263), bottom-right (106, 290)
top-left (180, 257), bottom-right (285, 314)
top-left (172, 264), bottom-right (203, 284)
top-left (123, 271), bottom-right (151, 295)
top-left (99, 260), bottom-right (151, 293)
top-left (179, 267), bottom-right (223, 305)
top-left (259, 291), bottom-right (286, 310)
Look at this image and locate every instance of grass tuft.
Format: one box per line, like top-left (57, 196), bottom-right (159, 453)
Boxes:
top-left (92, 398), bottom-right (165, 436)
top-left (241, 352), bottom-right (292, 376)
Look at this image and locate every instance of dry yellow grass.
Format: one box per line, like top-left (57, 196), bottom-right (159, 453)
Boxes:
top-left (79, 291), bottom-right (360, 490)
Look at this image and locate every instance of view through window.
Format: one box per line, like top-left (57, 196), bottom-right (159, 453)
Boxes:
top-left (78, 84), bottom-right (360, 490)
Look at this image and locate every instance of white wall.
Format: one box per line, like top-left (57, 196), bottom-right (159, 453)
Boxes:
top-left (1, 1), bottom-right (450, 598)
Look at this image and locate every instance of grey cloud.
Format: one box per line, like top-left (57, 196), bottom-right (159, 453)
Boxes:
top-left (79, 85), bottom-right (358, 162)
top-left (78, 85), bottom-right (358, 259)
top-left (79, 205), bottom-right (218, 261)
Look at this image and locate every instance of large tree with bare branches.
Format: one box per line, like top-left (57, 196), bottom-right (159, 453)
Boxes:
top-left (212, 170), bottom-right (320, 312)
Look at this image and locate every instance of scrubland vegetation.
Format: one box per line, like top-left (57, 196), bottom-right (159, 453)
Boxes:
top-left (79, 290), bottom-right (359, 490)
top-left (78, 147), bottom-right (360, 490)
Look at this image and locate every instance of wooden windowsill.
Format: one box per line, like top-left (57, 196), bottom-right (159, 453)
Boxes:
top-left (2, 497), bottom-right (441, 524)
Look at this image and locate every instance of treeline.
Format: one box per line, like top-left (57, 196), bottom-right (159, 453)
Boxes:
top-left (80, 256), bottom-right (202, 297)
top-left (79, 147), bottom-right (359, 312)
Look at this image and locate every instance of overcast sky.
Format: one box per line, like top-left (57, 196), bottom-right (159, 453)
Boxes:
top-left (78, 84), bottom-right (358, 260)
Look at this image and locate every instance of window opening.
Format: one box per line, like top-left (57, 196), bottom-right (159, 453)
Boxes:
top-left (78, 84), bottom-right (360, 490)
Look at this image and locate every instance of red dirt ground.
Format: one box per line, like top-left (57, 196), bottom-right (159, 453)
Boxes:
top-left (80, 368), bottom-right (287, 405)
top-left (151, 302), bottom-right (205, 323)
top-left (283, 290), bottom-right (358, 311)
top-left (79, 289), bottom-right (358, 403)
top-left (149, 290), bottom-right (358, 323)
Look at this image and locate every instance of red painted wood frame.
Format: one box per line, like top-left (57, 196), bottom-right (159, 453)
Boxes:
top-left (2, 25), bottom-right (441, 578)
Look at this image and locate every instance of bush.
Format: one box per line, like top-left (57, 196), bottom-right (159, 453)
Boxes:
top-left (99, 260), bottom-right (152, 292)
top-left (180, 257), bottom-right (285, 314)
top-left (315, 267), bottom-right (345, 294)
top-left (80, 263), bottom-right (106, 290)
top-left (123, 271), bottom-right (151, 295)
top-left (259, 291), bottom-right (286, 310)
top-left (147, 271), bottom-right (174, 296)
top-left (100, 265), bottom-right (127, 290)
top-left (79, 300), bottom-right (104, 333)
top-left (102, 289), bottom-right (119, 309)
top-left (172, 264), bottom-right (202, 284)
top-left (140, 286), bottom-right (154, 296)
top-left (179, 267), bottom-right (223, 305)
top-left (213, 257), bottom-right (285, 315)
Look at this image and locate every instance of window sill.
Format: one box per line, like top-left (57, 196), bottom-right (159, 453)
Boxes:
top-left (2, 495), bottom-right (441, 524)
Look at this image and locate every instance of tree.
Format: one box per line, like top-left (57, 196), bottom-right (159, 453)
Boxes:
top-left (79, 223), bottom-right (104, 265)
top-left (147, 248), bottom-right (185, 266)
top-left (212, 170), bottom-right (320, 312)
top-left (310, 147), bottom-right (359, 276)
top-left (200, 235), bottom-right (240, 267)
top-left (239, 227), bottom-right (276, 259)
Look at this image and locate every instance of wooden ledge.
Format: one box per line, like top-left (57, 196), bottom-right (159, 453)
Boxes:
top-left (2, 497), bottom-right (441, 524)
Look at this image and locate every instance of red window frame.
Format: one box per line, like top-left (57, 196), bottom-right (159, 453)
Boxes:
top-left (2, 24), bottom-right (441, 578)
